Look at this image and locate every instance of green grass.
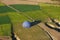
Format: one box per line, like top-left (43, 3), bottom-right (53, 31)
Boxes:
top-left (0, 3), bottom-right (11, 36)
top-left (10, 4), bottom-right (48, 21)
top-left (9, 4), bottom-right (60, 40)
top-left (0, 15), bottom-right (11, 36)
top-left (23, 10), bottom-right (48, 21)
top-left (0, 6), bottom-right (15, 13)
top-left (0, 24), bottom-right (11, 36)
top-left (8, 12), bottom-right (31, 23)
top-left (0, 3), bottom-right (60, 40)
top-left (39, 3), bottom-right (60, 20)
top-left (8, 12), bottom-right (51, 40)
top-left (0, 15), bottom-right (10, 24)
top-left (10, 4), bottom-right (40, 12)
top-left (0, 3), bottom-right (5, 6)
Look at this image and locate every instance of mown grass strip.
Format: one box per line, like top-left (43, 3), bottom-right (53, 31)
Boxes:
top-left (0, 15), bottom-right (10, 24)
top-left (0, 24), bottom-right (11, 36)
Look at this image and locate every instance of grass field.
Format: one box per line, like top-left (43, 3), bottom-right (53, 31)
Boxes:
top-left (0, 3), bottom-right (11, 36)
top-left (10, 4), bottom-right (48, 21)
top-left (0, 24), bottom-right (11, 36)
top-left (39, 3), bottom-right (60, 20)
top-left (8, 12), bottom-right (51, 40)
top-left (10, 4), bottom-right (60, 21)
top-left (0, 15), bottom-right (11, 36)
top-left (0, 15), bottom-right (10, 24)
top-left (0, 3), bottom-right (60, 40)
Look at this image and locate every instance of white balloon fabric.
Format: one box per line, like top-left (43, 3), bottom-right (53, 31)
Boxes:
top-left (22, 21), bottom-right (31, 28)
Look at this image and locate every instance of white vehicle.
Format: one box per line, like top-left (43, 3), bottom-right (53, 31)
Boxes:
top-left (56, 27), bottom-right (60, 29)
top-left (45, 23), bottom-right (56, 28)
top-left (54, 19), bottom-right (60, 26)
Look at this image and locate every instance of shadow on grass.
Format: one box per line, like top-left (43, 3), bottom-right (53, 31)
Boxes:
top-left (10, 4), bottom-right (40, 12)
top-left (45, 23), bottom-right (60, 32)
top-left (11, 23), bottom-right (17, 40)
top-left (7, 16), bottom-right (17, 40)
top-left (54, 28), bottom-right (60, 32)
top-left (31, 20), bottom-right (41, 27)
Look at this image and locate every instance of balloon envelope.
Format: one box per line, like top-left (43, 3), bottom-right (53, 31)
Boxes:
top-left (22, 21), bottom-right (31, 28)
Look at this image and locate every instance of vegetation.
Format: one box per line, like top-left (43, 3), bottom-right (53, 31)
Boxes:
top-left (10, 4), bottom-right (40, 12)
top-left (10, 4), bottom-right (48, 21)
top-left (0, 3), bottom-right (11, 36)
top-left (0, 3), bottom-right (60, 40)
top-left (8, 12), bottom-right (51, 40)
top-left (0, 15), bottom-right (10, 24)
top-left (52, 0), bottom-right (60, 1)
top-left (39, 3), bottom-right (60, 20)
top-left (0, 3), bottom-right (5, 6)
top-left (0, 24), bottom-right (11, 36)
top-left (0, 6), bottom-right (15, 13)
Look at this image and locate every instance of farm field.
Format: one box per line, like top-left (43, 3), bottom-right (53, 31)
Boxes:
top-left (39, 3), bottom-right (60, 20)
top-left (0, 2), bottom-right (60, 40)
top-left (0, 3), bottom-right (11, 36)
top-left (10, 3), bottom-right (60, 21)
top-left (8, 10), bottom-right (51, 40)
top-left (0, 15), bottom-right (11, 36)
top-left (10, 4), bottom-right (48, 22)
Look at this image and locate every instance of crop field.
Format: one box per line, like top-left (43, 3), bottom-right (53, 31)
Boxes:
top-left (10, 4), bottom-right (48, 21)
top-left (39, 3), bottom-right (60, 20)
top-left (0, 15), bottom-right (11, 36)
top-left (0, 2), bottom-right (60, 40)
top-left (0, 15), bottom-right (10, 24)
top-left (10, 4), bottom-right (60, 21)
top-left (0, 24), bottom-right (11, 36)
top-left (0, 3), bottom-right (11, 36)
top-left (8, 9), bottom-right (51, 40)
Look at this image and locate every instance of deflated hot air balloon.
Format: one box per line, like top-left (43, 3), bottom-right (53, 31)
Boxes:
top-left (22, 21), bottom-right (31, 28)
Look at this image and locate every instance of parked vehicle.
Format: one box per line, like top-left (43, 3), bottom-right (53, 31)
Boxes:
top-left (45, 22), bottom-right (56, 29)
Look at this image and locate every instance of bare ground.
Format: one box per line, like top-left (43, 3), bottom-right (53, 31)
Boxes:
top-left (0, 0), bottom-right (58, 5)
top-left (0, 36), bottom-right (11, 40)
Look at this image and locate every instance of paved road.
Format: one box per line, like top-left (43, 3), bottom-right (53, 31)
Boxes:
top-left (38, 23), bottom-right (60, 40)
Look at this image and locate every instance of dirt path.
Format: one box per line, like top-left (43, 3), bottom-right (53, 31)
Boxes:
top-left (1, 0), bottom-right (38, 5)
top-left (1, 0), bottom-right (58, 5)
top-left (38, 23), bottom-right (60, 40)
top-left (0, 36), bottom-right (11, 40)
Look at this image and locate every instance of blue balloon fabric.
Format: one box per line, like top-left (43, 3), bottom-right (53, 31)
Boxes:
top-left (22, 21), bottom-right (31, 28)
